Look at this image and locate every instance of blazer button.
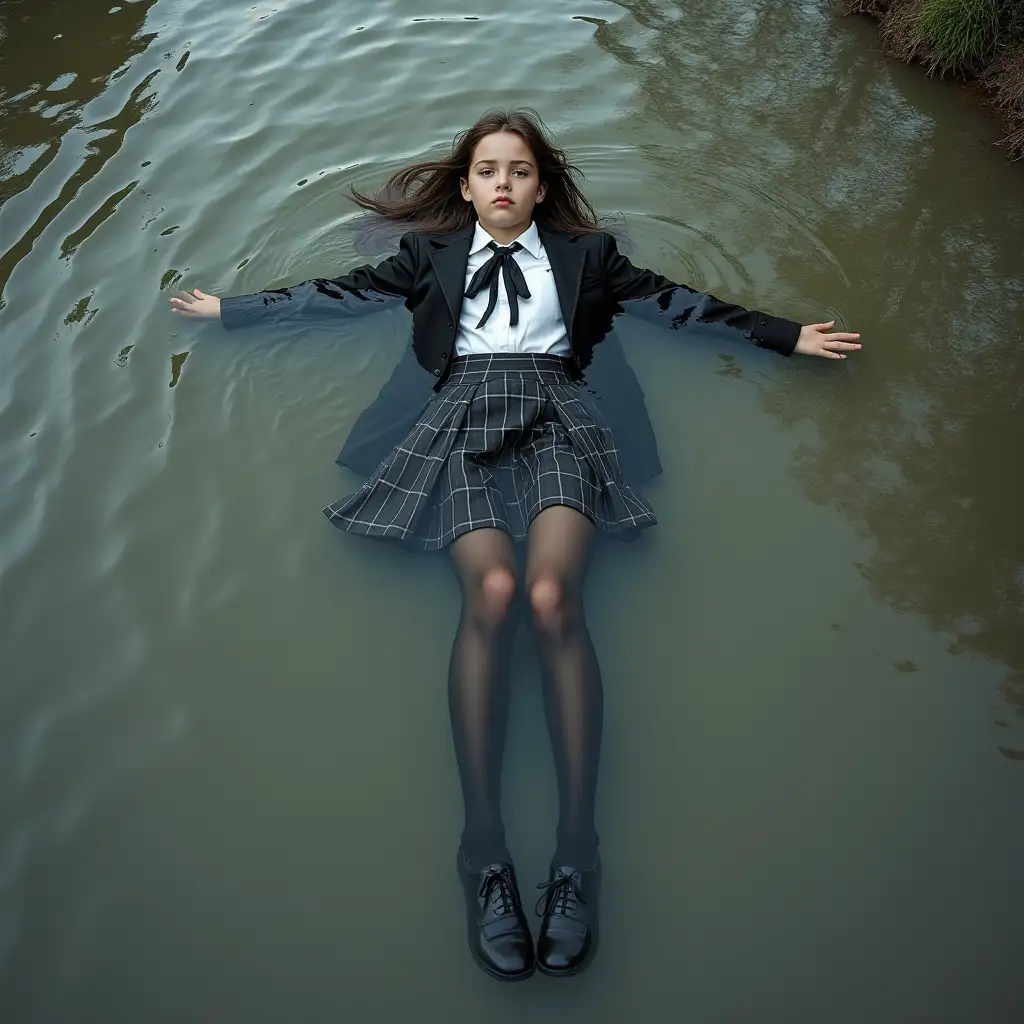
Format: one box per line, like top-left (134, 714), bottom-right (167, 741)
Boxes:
top-left (441, 352), bottom-right (448, 360)
top-left (447, 322), bottom-right (454, 330)
top-left (759, 317), bottom-right (767, 326)
top-left (434, 368), bottom-right (441, 376)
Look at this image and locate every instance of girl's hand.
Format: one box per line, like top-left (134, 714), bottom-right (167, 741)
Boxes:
top-left (170, 288), bottom-right (221, 320)
top-left (794, 321), bottom-right (861, 360)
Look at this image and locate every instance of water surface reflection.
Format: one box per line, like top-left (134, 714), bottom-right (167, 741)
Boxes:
top-left (1, 0), bottom-right (1022, 1020)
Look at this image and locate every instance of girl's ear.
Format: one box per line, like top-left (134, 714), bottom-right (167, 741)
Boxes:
top-left (536, 181), bottom-right (548, 203)
top-left (459, 177), bottom-right (472, 202)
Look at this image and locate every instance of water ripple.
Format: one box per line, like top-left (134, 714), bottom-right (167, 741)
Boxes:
top-left (1, 0), bottom-right (1022, 1013)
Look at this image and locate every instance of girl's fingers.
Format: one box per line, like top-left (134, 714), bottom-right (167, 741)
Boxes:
top-left (810, 323), bottom-right (863, 341)
top-left (171, 289), bottom-right (194, 303)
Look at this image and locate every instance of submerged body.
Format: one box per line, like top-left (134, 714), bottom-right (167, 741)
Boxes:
top-left (170, 110), bottom-right (861, 982)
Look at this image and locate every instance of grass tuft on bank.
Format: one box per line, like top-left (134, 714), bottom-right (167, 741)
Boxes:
top-left (841, 0), bottom-right (1024, 158)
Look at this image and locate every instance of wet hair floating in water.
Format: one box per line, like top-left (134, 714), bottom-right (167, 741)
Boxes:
top-left (348, 108), bottom-right (627, 254)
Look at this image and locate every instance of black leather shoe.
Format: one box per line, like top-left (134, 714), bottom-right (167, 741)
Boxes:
top-left (535, 861), bottom-right (600, 976)
top-left (457, 849), bottom-right (535, 981)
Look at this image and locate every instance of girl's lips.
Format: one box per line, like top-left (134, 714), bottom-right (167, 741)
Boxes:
top-left (493, 198), bottom-right (513, 206)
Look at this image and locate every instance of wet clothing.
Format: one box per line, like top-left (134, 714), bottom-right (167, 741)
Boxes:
top-left (323, 353), bottom-right (656, 549)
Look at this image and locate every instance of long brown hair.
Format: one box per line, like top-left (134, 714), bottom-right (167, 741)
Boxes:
top-left (349, 109), bottom-right (602, 243)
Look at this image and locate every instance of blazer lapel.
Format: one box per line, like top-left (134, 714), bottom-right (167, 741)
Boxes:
top-left (427, 224), bottom-right (474, 326)
top-left (537, 225), bottom-right (586, 342)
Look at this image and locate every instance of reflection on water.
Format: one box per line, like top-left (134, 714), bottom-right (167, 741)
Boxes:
top-left (597, 0), bottom-right (1024, 748)
top-left (0, 1), bottom-right (161, 297)
top-left (764, 249), bottom-right (1024, 756)
top-left (1, 0), bottom-right (1022, 1020)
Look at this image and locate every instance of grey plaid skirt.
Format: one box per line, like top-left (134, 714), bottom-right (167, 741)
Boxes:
top-left (322, 353), bottom-right (657, 550)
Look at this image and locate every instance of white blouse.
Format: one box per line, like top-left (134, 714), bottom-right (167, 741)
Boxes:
top-left (454, 221), bottom-right (572, 357)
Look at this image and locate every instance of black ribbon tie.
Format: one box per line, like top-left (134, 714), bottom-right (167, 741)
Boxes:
top-left (464, 241), bottom-right (532, 329)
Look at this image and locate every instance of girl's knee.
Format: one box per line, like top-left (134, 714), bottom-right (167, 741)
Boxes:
top-left (528, 574), bottom-right (578, 635)
top-left (470, 566), bottom-right (518, 629)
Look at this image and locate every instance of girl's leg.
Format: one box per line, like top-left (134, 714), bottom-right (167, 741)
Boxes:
top-left (448, 527), bottom-right (520, 867)
top-left (525, 506), bottom-right (602, 868)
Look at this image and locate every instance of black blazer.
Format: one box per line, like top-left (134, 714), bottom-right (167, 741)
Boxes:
top-left (219, 224), bottom-right (801, 482)
top-left (221, 223), bottom-right (800, 378)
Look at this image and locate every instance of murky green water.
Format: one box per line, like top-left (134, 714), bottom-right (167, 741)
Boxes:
top-left (2, 0), bottom-right (1022, 1019)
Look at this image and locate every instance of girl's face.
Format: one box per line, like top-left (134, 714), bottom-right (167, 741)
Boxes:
top-left (460, 131), bottom-right (547, 240)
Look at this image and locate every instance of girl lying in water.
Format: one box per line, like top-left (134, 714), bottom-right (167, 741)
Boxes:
top-left (171, 108), bottom-right (860, 982)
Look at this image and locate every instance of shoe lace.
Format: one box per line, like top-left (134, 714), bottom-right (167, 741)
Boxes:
top-left (535, 869), bottom-right (586, 917)
top-left (478, 866), bottom-right (517, 916)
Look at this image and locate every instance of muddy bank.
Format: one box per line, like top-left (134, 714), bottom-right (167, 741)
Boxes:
top-left (842, 0), bottom-right (1024, 159)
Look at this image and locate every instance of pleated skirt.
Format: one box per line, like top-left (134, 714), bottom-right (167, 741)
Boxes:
top-left (323, 353), bottom-right (657, 550)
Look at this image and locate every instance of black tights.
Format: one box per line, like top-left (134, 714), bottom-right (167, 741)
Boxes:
top-left (448, 506), bottom-right (602, 870)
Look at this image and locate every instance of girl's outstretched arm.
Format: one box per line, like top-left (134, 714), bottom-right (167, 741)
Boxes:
top-left (169, 231), bottom-right (419, 329)
top-left (601, 233), bottom-right (860, 360)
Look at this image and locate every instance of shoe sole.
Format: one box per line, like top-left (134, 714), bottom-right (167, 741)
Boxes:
top-left (536, 959), bottom-right (591, 978)
top-left (468, 946), bottom-right (536, 982)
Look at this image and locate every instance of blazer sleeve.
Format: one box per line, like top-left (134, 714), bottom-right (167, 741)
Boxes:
top-left (219, 231), bottom-right (419, 330)
top-left (600, 233), bottom-right (801, 357)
